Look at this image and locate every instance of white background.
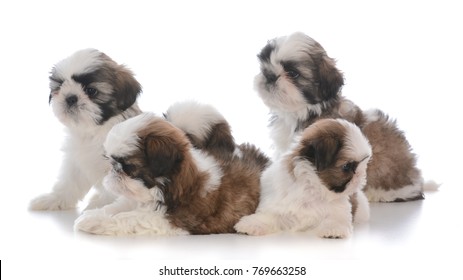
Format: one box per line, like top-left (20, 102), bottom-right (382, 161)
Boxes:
top-left (1, 0), bottom-right (462, 279)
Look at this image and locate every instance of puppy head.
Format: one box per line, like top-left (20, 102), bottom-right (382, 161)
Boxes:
top-left (103, 113), bottom-right (190, 203)
top-left (49, 49), bottom-right (141, 128)
top-left (255, 32), bottom-right (344, 112)
top-left (293, 119), bottom-right (371, 195)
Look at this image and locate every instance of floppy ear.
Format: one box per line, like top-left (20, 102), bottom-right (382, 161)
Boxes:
top-left (114, 66), bottom-right (142, 111)
top-left (316, 56), bottom-right (344, 101)
top-left (301, 136), bottom-right (341, 171)
top-left (144, 135), bottom-right (184, 178)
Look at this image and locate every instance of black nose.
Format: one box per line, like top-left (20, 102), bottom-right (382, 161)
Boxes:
top-left (66, 95), bottom-right (78, 107)
top-left (265, 73), bottom-right (278, 84)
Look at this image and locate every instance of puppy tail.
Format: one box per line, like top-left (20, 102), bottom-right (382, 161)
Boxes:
top-left (423, 180), bottom-right (441, 192)
top-left (164, 100), bottom-right (225, 138)
top-left (164, 100), bottom-right (236, 155)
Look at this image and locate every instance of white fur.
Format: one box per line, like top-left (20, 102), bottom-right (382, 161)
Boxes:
top-left (29, 115), bottom-right (133, 210)
top-left (190, 149), bottom-right (223, 197)
top-left (275, 32), bottom-right (320, 63)
top-left (104, 113), bottom-right (157, 158)
top-left (235, 120), bottom-right (371, 238)
top-left (254, 73), bottom-right (310, 114)
top-left (235, 159), bottom-right (354, 238)
top-left (74, 203), bottom-right (188, 236)
top-left (29, 50), bottom-right (140, 211)
top-left (53, 49), bottom-right (103, 79)
top-left (75, 144), bottom-right (227, 235)
top-left (103, 170), bottom-right (154, 204)
top-left (353, 191), bottom-right (370, 223)
top-left (74, 173), bottom-right (183, 235)
top-left (165, 100), bottom-right (226, 141)
top-left (364, 184), bottom-right (424, 202)
top-left (337, 118), bottom-right (372, 160)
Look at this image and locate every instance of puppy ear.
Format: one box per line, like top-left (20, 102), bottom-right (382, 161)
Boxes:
top-left (114, 67), bottom-right (142, 111)
top-left (144, 135), bottom-right (184, 178)
top-left (301, 136), bottom-right (341, 171)
top-left (316, 56), bottom-right (344, 101)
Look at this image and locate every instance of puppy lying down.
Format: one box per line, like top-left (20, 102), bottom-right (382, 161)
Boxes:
top-left (235, 118), bottom-right (372, 238)
top-left (75, 102), bottom-right (269, 235)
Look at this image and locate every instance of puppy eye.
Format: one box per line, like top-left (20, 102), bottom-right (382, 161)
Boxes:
top-left (286, 70), bottom-right (300, 79)
top-left (342, 162), bottom-right (357, 173)
top-left (85, 87), bottom-right (98, 97)
top-left (120, 162), bottom-right (136, 175)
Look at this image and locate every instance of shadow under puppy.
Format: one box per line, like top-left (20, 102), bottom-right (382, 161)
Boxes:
top-left (255, 32), bottom-right (436, 202)
top-left (235, 118), bottom-right (371, 238)
top-left (75, 102), bottom-right (269, 235)
top-left (29, 49), bottom-right (142, 211)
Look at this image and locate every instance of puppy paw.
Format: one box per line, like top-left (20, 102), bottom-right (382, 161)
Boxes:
top-left (29, 193), bottom-right (75, 211)
top-left (234, 214), bottom-right (275, 236)
top-left (316, 224), bottom-right (353, 239)
top-left (74, 210), bottom-right (118, 235)
top-left (84, 192), bottom-right (117, 210)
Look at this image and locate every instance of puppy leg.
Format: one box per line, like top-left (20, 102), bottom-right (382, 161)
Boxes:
top-left (29, 160), bottom-right (92, 210)
top-left (75, 208), bottom-right (188, 236)
top-left (84, 182), bottom-right (118, 210)
top-left (234, 212), bottom-right (282, 236)
top-left (352, 191), bottom-right (370, 223)
top-left (316, 199), bottom-right (353, 239)
top-left (98, 196), bottom-right (137, 216)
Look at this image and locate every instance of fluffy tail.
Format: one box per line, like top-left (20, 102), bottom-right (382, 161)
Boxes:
top-left (164, 100), bottom-right (236, 157)
top-left (164, 101), bottom-right (225, 140)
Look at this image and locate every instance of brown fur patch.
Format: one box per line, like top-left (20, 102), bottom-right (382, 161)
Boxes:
top-left (186, 121), bottom-right (236, 161)
top-left (281, 35), bottom-right (423, 198)
top-left (123, 118), bottom-right (269, 234)
top-left (296, 97), bottom-right (365, 132)
top-left (98, 53), bottom-right (142, 111)
top-left (316, 55), bottom-right (345, 101)
top-left (361, 110), bottom-right (423, 193)
top-left (294, 119), bottom-right (358, 194)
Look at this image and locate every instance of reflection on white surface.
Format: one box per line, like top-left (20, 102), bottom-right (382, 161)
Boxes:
top-left (1, 0), bottom-right (462, 278)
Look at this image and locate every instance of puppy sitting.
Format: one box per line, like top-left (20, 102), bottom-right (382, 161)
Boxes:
top-left (235, 119), bottom-right (371, 238)
top-left (75, 103), bottom-right (269, 235)
top-left (254, 32), bottom-right (434, 202)
top-left (29, 49), bottom-right (142, 210)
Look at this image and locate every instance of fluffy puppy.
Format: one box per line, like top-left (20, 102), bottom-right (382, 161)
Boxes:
top-left (235, 119), bottom-right (371, 238)
top-left (255, 32), bottom-right (429, 202)
top-left (29, 49), bottom-right (142, 210)
top-left (74, 107), bottom-right (269, 235)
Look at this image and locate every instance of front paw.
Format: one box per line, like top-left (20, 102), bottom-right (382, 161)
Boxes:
top-left (316, 224), bottom-right (353, 239)
top-left (84, 191), bottom-right (117, 210)
top-left (74, 210), bottom-right (118, 235)
top-left (29, 193), bottom-right (75, 211)
top-left (234, 214), bottom-right (275, 236)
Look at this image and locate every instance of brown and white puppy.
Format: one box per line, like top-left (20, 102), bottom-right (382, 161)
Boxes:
top-left (254, 32), bottom-right (432, 202)
top-left (74, 104), bottom-right (269, 235)
top-left (235, 119), bottom-right (371, 238)
top-left (29, 49), bottom-right (142, 211)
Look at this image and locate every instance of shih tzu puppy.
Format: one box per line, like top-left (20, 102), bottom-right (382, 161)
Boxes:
top-left (74, 103), bottom-right (269, 235)
top-left (254, 32), bottom-right (432, 202)
top-left (235, 118), bottom-right (371, 238)
top-left (29, 49), bottom-right (142, 211)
